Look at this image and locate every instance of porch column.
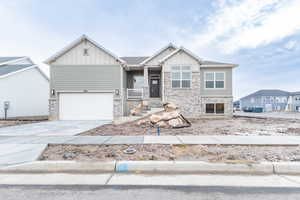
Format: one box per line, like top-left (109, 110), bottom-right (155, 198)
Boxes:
top-left (143, 66), bottom-right (149, 100)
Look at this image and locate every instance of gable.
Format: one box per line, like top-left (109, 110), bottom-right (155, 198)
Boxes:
top-left (146, 47), bottom-right (177, 66)
top-left (164, 50), bottom-right (199, 66)
top-left (51, 39), bottom-right (120, 65)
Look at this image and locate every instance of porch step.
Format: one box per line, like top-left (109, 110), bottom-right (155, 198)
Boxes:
top-left (147, 99), bottom-right (163, 108)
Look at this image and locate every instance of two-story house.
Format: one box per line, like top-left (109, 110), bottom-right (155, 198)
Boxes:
top-left (45, 35), bottom-right (238, 120)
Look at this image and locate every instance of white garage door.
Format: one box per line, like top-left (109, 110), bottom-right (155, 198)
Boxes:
top-left (59, 93), bottom-right (113, 120)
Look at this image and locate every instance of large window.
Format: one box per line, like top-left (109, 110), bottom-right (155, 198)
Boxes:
top-left (205, 72), bottom-right (225, 89)
top-left (205, 103), bottom-right (225, 114)
top-left (171, 66), bottom-right (192, 88)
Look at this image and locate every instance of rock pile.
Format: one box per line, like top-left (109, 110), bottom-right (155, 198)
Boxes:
top-left (148, 102), bottom-right (191, 128)
top-left (130, 103), bottom-right (149, 116)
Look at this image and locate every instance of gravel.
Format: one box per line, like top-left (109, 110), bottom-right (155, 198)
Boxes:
top-left (40, 144), bottom-right (300, 162)
top-left (81, 117), bottom-right (300, 136)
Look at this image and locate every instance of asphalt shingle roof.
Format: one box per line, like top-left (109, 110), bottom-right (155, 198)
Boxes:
top-left (0, 64), bottom-right (33, 76)
top-left (0, 57), bottom-right (23, 64)
top-left (120, 56), bottom-right (149, 65)
top-left (240, 90), bottom-right (290, 100)
top-left (202, 60), bottom-right (235, 65)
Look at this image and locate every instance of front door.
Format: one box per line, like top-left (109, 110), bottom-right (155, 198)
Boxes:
top-left (150, 79), bottom-right (160, 98)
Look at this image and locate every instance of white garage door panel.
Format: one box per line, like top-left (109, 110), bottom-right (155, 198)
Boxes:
top-left (59, 93), bottom-right (113, 120)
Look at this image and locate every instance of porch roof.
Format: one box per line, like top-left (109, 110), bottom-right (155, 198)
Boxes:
top-left (120, 56), bottom-right (149, 65)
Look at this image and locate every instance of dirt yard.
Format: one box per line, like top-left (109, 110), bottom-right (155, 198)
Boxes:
top-left (40, 144), bottom-right (300, 162)
top-left (81, 116), bottom-right (300, 136)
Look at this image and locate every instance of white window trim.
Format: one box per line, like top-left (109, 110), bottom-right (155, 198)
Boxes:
top-left (204, 72), bottom-right (226, 90)
top-left (171, 66), bottom-right (192, 89)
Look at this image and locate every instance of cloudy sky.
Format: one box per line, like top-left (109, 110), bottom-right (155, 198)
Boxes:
top-left (1, 0), bottom-right (300, 99)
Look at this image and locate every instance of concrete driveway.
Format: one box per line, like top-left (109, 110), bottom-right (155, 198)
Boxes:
top-left (0, 120), bottom-right (110, 136)
top-left (0, 120), bottom-right (110, 167)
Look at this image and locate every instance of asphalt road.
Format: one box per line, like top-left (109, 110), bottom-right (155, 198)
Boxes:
top-left (1, 185), bottom-right (300, 200)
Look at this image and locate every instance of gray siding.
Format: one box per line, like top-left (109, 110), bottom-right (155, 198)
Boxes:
top-left (50, 65), bottom-right (121, 92)
top-left (200, 68), bottom-right (232, 96)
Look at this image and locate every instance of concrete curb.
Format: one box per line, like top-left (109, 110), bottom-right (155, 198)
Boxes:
top-left (115, 161), bottom-right (273, 174)
top-left (2, 161), bottom-right (300, 175)
top-left (0, 161), bottom-right (116, 173)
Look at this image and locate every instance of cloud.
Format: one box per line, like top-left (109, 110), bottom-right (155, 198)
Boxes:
top-left (284, 40), bottom-right (298, 51)
top-left (189, 0), bottom-right (300, 54)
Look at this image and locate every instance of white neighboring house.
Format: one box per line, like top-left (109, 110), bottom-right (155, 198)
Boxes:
top-left (0, 57), bottom-right (49, 118)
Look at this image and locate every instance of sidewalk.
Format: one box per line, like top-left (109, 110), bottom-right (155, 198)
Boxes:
top-left (234, 111), bottom-right (300, 119)
top-left (1, 135), bottom-right (300, 145)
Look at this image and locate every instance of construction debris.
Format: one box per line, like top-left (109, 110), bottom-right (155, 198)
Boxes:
top-left (148, 102), bottom-right (191, 128)
top-left (130, 103), bottom-right (149, 116)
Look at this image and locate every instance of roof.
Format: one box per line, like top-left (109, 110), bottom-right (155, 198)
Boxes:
top-left (159, 46), bottom-right (203, 64)
top-left (44, 34), bottom-right (125, 64)
top-left (120, 56), bottom-right (149, 65)
top-left (0, 57), bottom-right (24, 64)
top-left (240, 90), bottom-right (290, 100)
top-left (0, 64), bottom-right (34, 76)
top-left (140, 43), bottom-right (178, 65)
top-left (202, 60), bottom-right (237, 67)
top-left (290, 91), bottom-right (300, 95)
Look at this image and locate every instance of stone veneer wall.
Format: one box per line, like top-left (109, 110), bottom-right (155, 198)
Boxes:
top-left (124, 100), bottom-right (143, 116)
top-left (200, 96), bottom-right (233, 116)
top-left (163, 72), bottom-right (202, 117)
top-left (163, 72), bottom-right (233, 117)
top-left (49, 98), bottom-right (58, 120)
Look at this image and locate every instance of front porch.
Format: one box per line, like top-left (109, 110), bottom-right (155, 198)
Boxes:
top-left (125, 67), bottom-right (162, 101)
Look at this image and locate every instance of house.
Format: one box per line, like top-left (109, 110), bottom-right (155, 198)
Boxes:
top-left (0, 57), bottom-right (49, 118)
top-left (240, 90), bottom-right (290, 112)
top-left (286, 92), bottom-right (300, 112)
top-left (45, 35), bottom-right (238, 120)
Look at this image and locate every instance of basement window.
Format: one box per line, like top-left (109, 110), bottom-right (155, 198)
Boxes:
top-left (206, 103), bottom-right (225, 114)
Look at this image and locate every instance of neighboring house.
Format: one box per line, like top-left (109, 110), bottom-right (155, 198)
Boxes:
top-left (286, 92), bottom-right (300, 112)
top-left (233, 100), bottom-right (240, 110)
top-left (0, 57), bottom-right (49, 118)
top-left (240, 90), bottom-right (294, 112)
top-left (45, 35), bottom-right (238, 120)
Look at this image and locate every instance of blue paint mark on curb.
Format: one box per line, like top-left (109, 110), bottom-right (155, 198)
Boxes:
top-left (116, 163), bottom-right (129, 172)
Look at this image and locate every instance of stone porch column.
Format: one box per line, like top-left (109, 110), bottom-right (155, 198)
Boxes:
top-left (143, 66), bottom-right (149, 100)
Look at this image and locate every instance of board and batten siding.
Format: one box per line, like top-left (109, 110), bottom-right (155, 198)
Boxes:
top-left (146, 47), bottom-right (176, 66)
top-left (200, 67), bottom-right (233, 96)
top-left (51, 39), bottom-right (120, 65)
top-left (162, 51), bottom-right (200, 72)
top-left (50, 65), bottom-right (121, 91)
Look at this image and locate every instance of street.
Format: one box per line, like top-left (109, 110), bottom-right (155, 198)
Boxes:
top-left (1, 185), bottom-right (300, 200)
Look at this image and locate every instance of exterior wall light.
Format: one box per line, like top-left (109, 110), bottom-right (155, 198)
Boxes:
top-left (115, 89), bottom-right (120, 96)
top-left (51, 89), bottom-right (55, 96)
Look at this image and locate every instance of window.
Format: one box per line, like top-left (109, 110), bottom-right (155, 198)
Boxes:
top-left (216, 103), bottom-right (225, 114)
top-left (205, 72), bottom-right (225, 89)
top-left (171, 66), bottom-right (191, 88)
top-left (206, 103), bottom-right (225, 114)
top-left (206, 104), bottom-right (215, 113)
top-left (83, 48), bottom-right (89, 56)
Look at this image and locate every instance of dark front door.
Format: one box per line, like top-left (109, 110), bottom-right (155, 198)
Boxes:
top-left (150, 79), bottom-right (160, 98)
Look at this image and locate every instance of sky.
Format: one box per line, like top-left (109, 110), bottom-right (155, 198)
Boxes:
top-left (0, 0), bottom-right (300, 99)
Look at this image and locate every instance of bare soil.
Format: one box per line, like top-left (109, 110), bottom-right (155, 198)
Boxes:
top-left (40, 144), bottom-right (300, 162)
top-left (81, 117), bottom-right (300, 136)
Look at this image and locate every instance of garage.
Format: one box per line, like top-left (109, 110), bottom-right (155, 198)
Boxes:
top-left (59, 93), bottom-right (113, 120)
